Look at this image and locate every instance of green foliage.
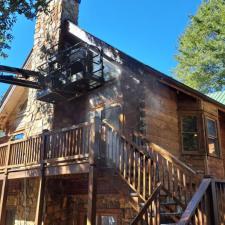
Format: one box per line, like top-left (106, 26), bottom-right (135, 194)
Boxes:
top-left (175, 0), bottom-right (225, 93)
top-left (0, 0), bottom-right (48, 58)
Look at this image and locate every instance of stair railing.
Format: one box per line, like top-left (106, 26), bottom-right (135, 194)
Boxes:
top-left (101, 120), bottom-right (160, 201)
top-left (178, 178), bottom-right (225, 225)
top-left (101, 120), bottom-right (200, 208)
top-left (147, 143), bottom-right (200, 207)
top-left (130, 182), bottom-right (162, 225)
top-left (177, 178), bottom-right (221, 225)
top-left (214, 180), bottom-right (225, 225)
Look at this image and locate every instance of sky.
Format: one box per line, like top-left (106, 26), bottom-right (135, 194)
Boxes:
top-left (0, 0), bottom-right (202, 97)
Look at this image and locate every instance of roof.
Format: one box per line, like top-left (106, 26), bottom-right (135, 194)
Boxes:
top-left (208, 91), bottom-right (225, 105)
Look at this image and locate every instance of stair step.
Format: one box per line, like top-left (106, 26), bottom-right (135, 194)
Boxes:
top-left (160, 193), bottom-right (167, 197)
top-left (160, 201), bottom-right (177, 206)
top-left (130, 192), bottom-right (139, 197)
top-left (160, 212), bottom-right (182, 216)
top-left (160, 224), bottom-right (176, 225)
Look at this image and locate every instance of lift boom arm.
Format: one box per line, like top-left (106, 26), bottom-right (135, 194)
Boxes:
top-left (0, 65), bottom-right (42, 89)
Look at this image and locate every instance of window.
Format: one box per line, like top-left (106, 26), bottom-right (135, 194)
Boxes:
top-left (103, 59), bottom-right (121, 81)
top-left (0, 131), bottom-right (5, 138)
top-left (97, 215), bottom-right (117, 225)
top-left (181, 116), bottom-right (199, 152)
top-left (206, 118), bottom-right (220, 156)
top-left (11, 133), bottom-right (25, 141)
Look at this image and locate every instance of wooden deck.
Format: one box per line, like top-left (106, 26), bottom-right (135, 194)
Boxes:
top-left (0, 118), bottom-right (224, 225)
top-left (0, 122), bottom-right (92, 179)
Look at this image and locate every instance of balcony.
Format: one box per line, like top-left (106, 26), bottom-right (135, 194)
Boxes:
top-left (0, 122), bottom-right (94, 179)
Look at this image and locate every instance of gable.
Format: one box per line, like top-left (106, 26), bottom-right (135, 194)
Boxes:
top-left (0, 51), bottom-right (32, 131)
top-left (0, 87), bottom-right (28, 131)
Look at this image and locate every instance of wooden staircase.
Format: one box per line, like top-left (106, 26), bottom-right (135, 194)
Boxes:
top-left (101, 120), bottom-right (201, 225)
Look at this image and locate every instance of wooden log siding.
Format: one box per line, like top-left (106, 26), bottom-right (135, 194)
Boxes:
top-left (0, 123), bottom-right (92, 170)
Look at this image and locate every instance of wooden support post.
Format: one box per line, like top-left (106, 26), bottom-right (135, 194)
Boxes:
top-left (0, 175), bottom-right (8, 225)
top-left (89, 116), bottom-right (101, 165)
top-left (87, 116), bottom-right (100, 225)
top-left (35, 132), bottom-right (47, 225)
top-left (34, 176), bottom-right (45, 225)
top-left (87, 166), bottom-right (97, 225)
top-left (211, 179), bottom-right (219, 225)
top-left (0, 142), bottom-right (11, 225)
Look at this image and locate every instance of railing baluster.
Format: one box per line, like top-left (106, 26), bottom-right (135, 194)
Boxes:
top-left (133, 149), bottom-right (136, 189)
top-left (148, 158), bottom-right (152, 197)
top-left (143, 155), bottom-right (146, 199)
top-left (122, 140), bottom-right (126, 179)
top-left (137, 152), bottom-right (141, 195)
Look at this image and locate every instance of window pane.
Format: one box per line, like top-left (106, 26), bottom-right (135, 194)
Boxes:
top-left (101, 216), bottom-right (117, 225)
top-left (183, 133), bottom-right (198, 151)
top-left (182, 116), bottom-right (197, 132)
top-left (208, 138), bottom-right (219, 156)
top-left (11, 133), bottom-right (24, 141)
top-left (207, 119), bottom-right (217, 137)
top-left (0, 131), bottom-right (5, 138)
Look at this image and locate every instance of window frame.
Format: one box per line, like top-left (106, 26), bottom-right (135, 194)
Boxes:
top-left (10, 130), bottom-right (26, 142)
top-left (205, 117), bottom-right (221, 157)
top-left (180, 113), bottom-right (201, 154)
top-left (97, 213), bottom-right (119, 225)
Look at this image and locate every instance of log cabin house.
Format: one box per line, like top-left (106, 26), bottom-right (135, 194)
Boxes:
top-left (0, 1), bottom-right (225, 225)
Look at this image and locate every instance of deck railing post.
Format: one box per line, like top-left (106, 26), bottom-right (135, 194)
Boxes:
top-left (87, 116), bottom-right (100, 225)
top-left (0, 175), bottom-right (8, 225)
top-left (34, 131), bottom-right (47, 225)
top-left (211, 179), bottom-right (219, 225)
top-left (0, 142), bottom-right (11, 225)
top-left (89, 116), bottom-right (101, 165)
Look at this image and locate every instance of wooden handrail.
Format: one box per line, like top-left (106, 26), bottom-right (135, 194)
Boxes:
top-left (44, 122), bottom-right (91, 135)
top-left (102, 120), bottom-right (149, 156)
top-left (0, 143), bottom-right (8, 148)
top-left (149, 143), bottom-right (197, 175)
top-left (102, 119), bottom-right (197, 175)
top-left (102, 120), bottom-right (159, 201)
top-left (102, 120), bottom-right (200, 208)
top-left (130, 182), bottom-right (161, 225)
top-left (177, 178), bottom-right (211, 225)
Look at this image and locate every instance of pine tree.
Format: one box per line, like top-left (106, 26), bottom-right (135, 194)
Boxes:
top-left (175, 0), bottom-right (225, 93)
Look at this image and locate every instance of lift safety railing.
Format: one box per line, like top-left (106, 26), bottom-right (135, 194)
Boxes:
top-left (37, 42), bottom-right (104, 88)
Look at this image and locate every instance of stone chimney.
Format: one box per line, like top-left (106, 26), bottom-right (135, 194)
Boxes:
top-left (33, 0), bottom-right (80, 68)
top-left (26, 0), bottom-right (80, 136)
